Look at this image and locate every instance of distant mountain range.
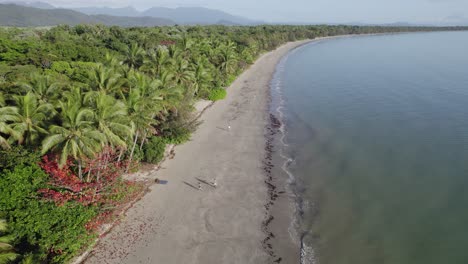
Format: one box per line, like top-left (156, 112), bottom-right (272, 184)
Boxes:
top-left (0, 4), bottom-right (175, 27)
top-left (0, 1), bottom-right (261, 27)
top-left (4, 1), bottom-right (465, 28)
top-left (73, 6), bottom-right (260, 25)
top-left (72, 6), bottom-right (141, 17)
top-left (1, 1), bottom-right (55, 9)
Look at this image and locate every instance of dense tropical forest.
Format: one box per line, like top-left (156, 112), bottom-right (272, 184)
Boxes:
top-left (0, 24), bottom-right (467, 263)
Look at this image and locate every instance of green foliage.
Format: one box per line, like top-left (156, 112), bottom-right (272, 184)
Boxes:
top-left (0, 24), bottom-right (465, 263)
top-left (0, 165), bottom-right (97, 263)
top-left (0, 219), bottom-right (19, 264)
top-left (0, 145), bottom-right (41, 172)
top-left (132, 147), bottom-right (144, 163)
top-left (0, 38), bottom-right (35, 65)
top-left (69, 61), bottom-right (97, 83)
top-left (50, 61), bottom-right (72, 75)
top-left (162, 126), bottom-right (192, 145)
top-left (143, 137), bottom-right (166, 164)
top-left (208, 88), bottom-right (227, 101)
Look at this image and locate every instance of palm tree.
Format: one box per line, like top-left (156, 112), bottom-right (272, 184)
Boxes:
top-left (171, 59), bottom-right (195, 88)
top-left (122, 86), bottom-right (158, 172)
top-left (198, 38), bottom-right (216, 61)
top-left (0, 219), bottom-right (19, 264)
top-left (0, 92), bottom-right (53, 145)
top-left (94, 93), bottom-right (132, 148)
top-left (18, 74), bottom-right (61, 103)
top-left (86, 93), bottom-right (132, 181)
top-left (217, 41), bottom-right (238, 76)
top-left (103, 52), bottom-right (121, 70)
top-left (141, 48), bottom-right (172, 77)
top-left (158, 69), bottom-right (175, 90)
top-left (41, 97), bottom-right (106, 180)
top-left (155, 70), bottom-right (184, 115)
top-left (192, 58), bottom-right (212, 96)
top-left (177, 35), bottom-right (194, 59)
top-left (123, 43), bottom-right (144, 69)
top-left (88, 64), bottom-right (125, 97)
top-left (128, 72), bottom-right (166, 149)
top-left (168, 45), bottom-right (182, 61)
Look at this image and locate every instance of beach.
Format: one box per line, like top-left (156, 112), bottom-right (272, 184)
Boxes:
top-left (84, 39), bottom-right (311, 264)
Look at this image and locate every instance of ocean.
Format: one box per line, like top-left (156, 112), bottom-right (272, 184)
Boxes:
top-left (271, 31), bottom-right (468, 264)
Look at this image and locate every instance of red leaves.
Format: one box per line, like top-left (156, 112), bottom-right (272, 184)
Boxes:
top-left (38, 148), bottom-right (125, 206)
top-left (39, 155), bottom-right (98, 206)
top-left (38, 148), bottom-right (145, 236)
top-left (159, 40), bottom-right (176, 46)
top-left (39, 155), bottom-right (91, 192)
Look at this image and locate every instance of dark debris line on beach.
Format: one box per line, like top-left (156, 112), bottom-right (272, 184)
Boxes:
top-left (261, 113), bottom-right (283, 263)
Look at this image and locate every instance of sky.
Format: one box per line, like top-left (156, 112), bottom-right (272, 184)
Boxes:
top-left (13, 0), bottom-right (468, 24)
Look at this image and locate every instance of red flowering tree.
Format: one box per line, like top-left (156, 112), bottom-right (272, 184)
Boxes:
top-left (38, 147), bottom-right (126, 206)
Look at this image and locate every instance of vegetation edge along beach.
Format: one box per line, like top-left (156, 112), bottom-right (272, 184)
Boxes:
top-left (0, 25), bottom-right (467, 263)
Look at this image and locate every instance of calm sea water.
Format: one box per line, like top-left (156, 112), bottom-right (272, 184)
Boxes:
top-left (275, 31), bottom-right (468, 264)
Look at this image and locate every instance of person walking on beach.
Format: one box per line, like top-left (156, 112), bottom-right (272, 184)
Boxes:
top-left (198, 182), bottom-right (202, 191)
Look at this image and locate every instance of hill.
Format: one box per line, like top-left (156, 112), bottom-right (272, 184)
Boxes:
top-left (2, 2), bottom-right (260, 25)
top-left (73, 6), bottom-right (140, 17)
top-left (141, 7), bottom-right (259, 25)
top-left (0, 4), bottom-right (175, 27)
top-left (69, 5), bottom-right (261, 25)
top-left (0, 1), bottom-right (54, 9)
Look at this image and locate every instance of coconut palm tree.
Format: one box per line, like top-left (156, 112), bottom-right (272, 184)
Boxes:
top-left (18, 74), bottom-right (61, 103)
top-left (103, 52), bottom-right (122, 70)
top-left (122, 86), bottom-right (158, 172)
top-left (155, 70), bottom-right (184, 115)
top-left (0, 219), bottom-right (18, 264)
top-left (87, 93), bottom-right (132, 181)
top-left (88, 64), bottom-right (125, 96)
top-left (41, 96), bottom-right (106, 180)
top-left (123, 43), bottom-right (144, 69)
top-left (192, 58), bottom-right (212, 96)
top-left (129, 72), bottom-right (163, 100)
top-left (171, 59), bottom-right (195, 88)
top-left (0, 92), bottom-right (53, 145)
top-left (168, 44), bottom-right (182, 62)
top-left (141, 48), bottom-right (172, 77)
top-left (128, 72), bottom-right (166, 149)
top-left (177, 35), bottom-right (194, 59)
top-left (93, 93), bottom-right (132, 148)
top-left (217, 41), bottom-right (238, 76)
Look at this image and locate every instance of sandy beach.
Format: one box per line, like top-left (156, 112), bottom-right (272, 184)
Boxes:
top-left (84, 39), bottom-right (311, 264)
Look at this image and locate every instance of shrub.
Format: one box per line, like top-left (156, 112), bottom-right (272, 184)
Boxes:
top-left (143, 137), bottom-right (166, 164)
top-left (132, 147), bottom-right (144, 162)
top-left (208, 88), bottom-right (227, 101)
top-left (162, 126), bottom-right (192, 145)
top-left (0, 165), bottom-right (97, 263)
top-left (68, 61), bottom-right (97, 83)
top-left (50, 61), bottom-right (72, 75)
top-left (0, 146), bottom-right (41, 172)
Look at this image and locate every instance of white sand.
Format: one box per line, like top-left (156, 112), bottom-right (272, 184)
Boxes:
top-left (84, 40), bottom-right (311, 264)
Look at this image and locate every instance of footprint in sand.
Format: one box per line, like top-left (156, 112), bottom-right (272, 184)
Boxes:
top-left (203, 209), bottom-right (214, 233)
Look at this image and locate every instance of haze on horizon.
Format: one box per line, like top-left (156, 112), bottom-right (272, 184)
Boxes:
top-left (7, 0), bottom-right (468, 24)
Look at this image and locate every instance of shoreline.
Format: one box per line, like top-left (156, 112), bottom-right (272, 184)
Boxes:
top-left (83, 39), bottom-right (312, 264)
top-left (82, 33), bottom-right (399, 264)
